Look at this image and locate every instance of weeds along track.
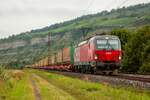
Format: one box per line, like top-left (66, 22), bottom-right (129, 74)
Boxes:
top-left (47, 70), bottom-right (150, 89)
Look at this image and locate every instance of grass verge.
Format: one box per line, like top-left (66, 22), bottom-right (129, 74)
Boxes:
top-left (0, 69), bottom-right (35, 100)
top-left (7, 70), bottom-right (34, 100)
top-left (31, 69), bottom-right (150, 100)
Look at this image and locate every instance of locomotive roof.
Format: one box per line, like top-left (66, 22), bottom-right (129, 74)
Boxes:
top-left (78, 40), bottom-right (88, 46)
top-left (76, 35), bottom-right (119, 47)
top-left (90, 35), bottom-right (119, 40)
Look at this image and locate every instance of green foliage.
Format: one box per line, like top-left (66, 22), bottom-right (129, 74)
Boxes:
top-left (0, 66), bottom-right (11, 81)
top-left (140, 63), bottom-right (150, 73)
top-left (7, 62), bottom-right (23, 69)
top-left (0, 66), bottom-right (4, 78)
top-left (0, 66), bottom-right (13, 99)
top-left (123, 26), bottom-right (150, 73)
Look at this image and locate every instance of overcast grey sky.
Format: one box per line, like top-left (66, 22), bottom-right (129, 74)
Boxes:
top-left (0, 0), bottom-right (150, 39)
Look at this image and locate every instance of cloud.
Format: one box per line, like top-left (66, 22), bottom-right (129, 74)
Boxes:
top-left (0, 0), bottom-right (150, 38)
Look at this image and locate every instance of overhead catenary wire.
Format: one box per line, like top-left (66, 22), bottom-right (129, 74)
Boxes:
top-left (101, 0), bottom-right (118, 11)
top-left (95, 0), bottom-right (131, 13)
top-left (83, 0), bottom-right (95, 15)
top-left (83, 0), bottom-right (125, 15)
top-left (117, 0), bottom-right (130, 8)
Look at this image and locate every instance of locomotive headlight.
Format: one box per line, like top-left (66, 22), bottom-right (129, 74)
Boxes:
top-left (119, 55), bottom-right (121, 60)
top-left (94, 54), bottom-right (98, 60)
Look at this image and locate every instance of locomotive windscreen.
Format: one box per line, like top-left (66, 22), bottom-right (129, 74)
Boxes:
top-left (96, 39), bottom-right (120, 50)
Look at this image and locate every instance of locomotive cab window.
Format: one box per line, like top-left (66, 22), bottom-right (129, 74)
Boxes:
top-left (96, 40), bottom-right (107, 50)
top-left (108, 39), bottom-right (119, 50)
top-left (96, 39), bottom-right (119, 50)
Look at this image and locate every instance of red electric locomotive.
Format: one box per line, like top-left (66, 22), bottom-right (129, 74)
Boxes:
top-left (74, 35), bottom-right (121, 75)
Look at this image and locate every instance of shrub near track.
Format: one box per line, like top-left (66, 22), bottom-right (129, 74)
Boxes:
top-left (0, 68), bottom-right (34, 100)
top-left (32, 69), bottom-right (150, 100)
top-left (123, 26), bottom-right (150, 73)
top-left (7, 70), bottom-right (34, 100)
top-left (0, 66), bottom-right (12, 99)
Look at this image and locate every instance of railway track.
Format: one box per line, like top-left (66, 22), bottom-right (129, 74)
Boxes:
top-left (47, 70), bottom-right (150, 89)
top-left (114, 74), bottom-right (150, 83)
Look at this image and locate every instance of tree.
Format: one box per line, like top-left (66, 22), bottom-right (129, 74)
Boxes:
top-left (123, 26), bottom-right (150, 73)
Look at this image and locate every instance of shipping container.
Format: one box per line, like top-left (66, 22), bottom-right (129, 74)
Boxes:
top-left (56, 50), bottom-right (63, 64)
top-left (42, 57), bottom-right (47, 66)
top-left (51, 54), bottom-right (56, 65)
top-left (42, 58), bottom-right (46, 66)
top-left (70, 46), bottom-right (74, 64)
top-left (45, 57), bottom-right (49, 66)
top-left (62, 47), bottom-right (74, 65)
top-left (42, 60), bottom-right (44, 67)
top-left (39, 60), bottom-right (42, 67)
top-left (48, 57), bottom-right (52, 65)
top-left (62, 47), bottom-right (70, 63)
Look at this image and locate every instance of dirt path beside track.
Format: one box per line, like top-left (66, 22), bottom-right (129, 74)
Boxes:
top-left (30, 74), bottom-right (41, 100)
top-left (30, 73), bottom-right (75, 100)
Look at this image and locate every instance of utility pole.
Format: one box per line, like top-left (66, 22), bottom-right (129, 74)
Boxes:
top-left (48, 32), bottom-right (51, 65)
top-left (16, 46), bottom-right (19, 69)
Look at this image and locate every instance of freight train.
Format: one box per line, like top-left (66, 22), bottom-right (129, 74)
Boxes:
top-left (32, 35), bottom-right (122, 75)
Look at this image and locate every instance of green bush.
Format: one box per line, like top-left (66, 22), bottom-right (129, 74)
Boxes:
top-left (139, 62), bottom-right (150, 73)
top-left (0, 66), bottom-right (11, 81)
top-left (0, 66), bottom-right (5, 80)
top-left (0, 66), bottom-right (13, 99)
top-left (122, 26), bottom-right (150, 73)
